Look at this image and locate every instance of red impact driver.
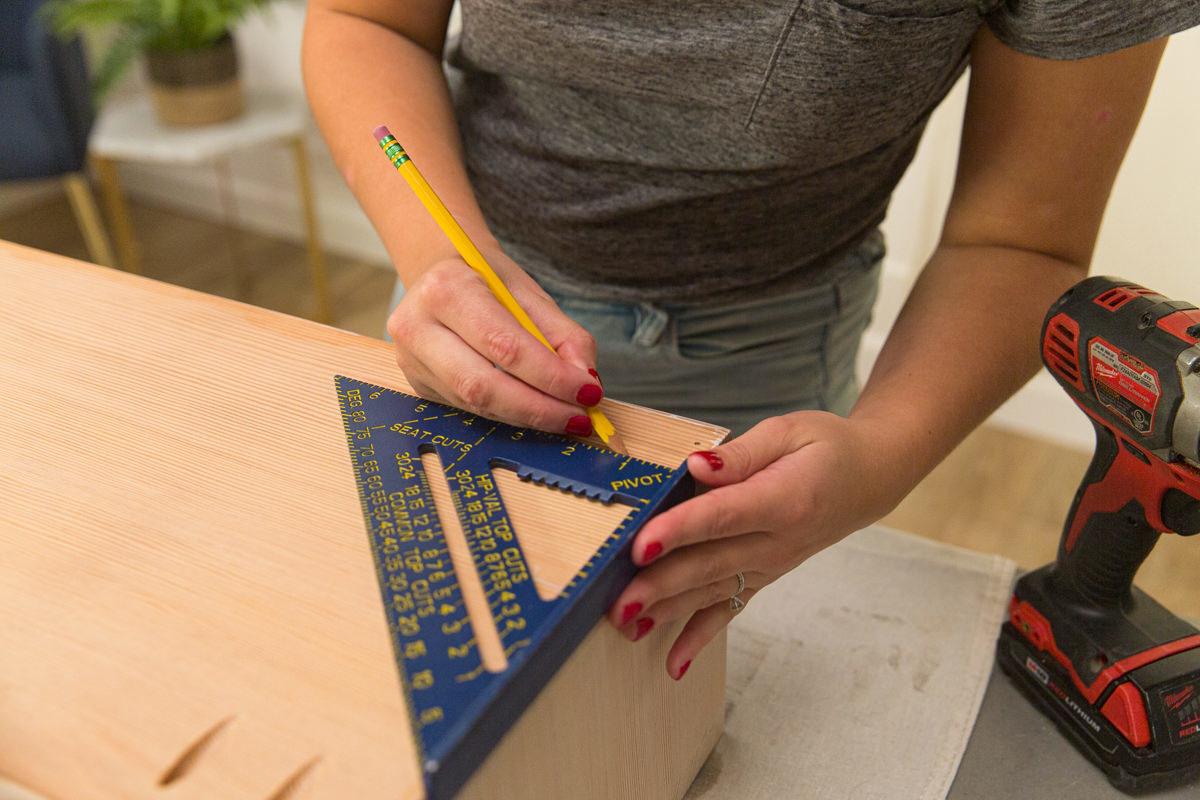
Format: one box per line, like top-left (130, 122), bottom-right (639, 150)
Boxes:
top-left (997, 276), bottom-right (1200, 792)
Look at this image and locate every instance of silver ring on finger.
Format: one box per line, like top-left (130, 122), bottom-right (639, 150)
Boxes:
top-left (729, 571), bottom-right (746, 612)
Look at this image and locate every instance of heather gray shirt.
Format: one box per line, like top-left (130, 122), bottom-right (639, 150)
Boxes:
top-left (448, 1), bottom-right (1198, 304)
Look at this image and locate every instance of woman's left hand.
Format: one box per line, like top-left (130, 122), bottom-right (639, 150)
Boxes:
top-left (606, 409), bottom-right (904, 679)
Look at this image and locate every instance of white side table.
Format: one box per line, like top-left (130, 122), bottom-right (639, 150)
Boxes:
top-left (89, 90), bottom-right (333, 324)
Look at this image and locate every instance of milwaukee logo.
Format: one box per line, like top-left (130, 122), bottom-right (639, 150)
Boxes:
top-left (1165, 685), bottom-right (1195, 711)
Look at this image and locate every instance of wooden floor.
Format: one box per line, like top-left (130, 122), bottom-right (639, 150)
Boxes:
top-left (3, 192), bottom-right (1198, 618)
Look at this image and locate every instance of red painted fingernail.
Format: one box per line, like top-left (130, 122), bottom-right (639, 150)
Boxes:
top-left (621, 602), bottom-right (643, 625)
top-left (641, 541), bottom-right (663, 565)
top-left (588, 368), bottom-right (603, 385)
top-left (692, 450), bottom-right (723, 470)
top-left (565, 415), bottom-right (593, 437)
top-left (676, 660), bottom-right (692, 680)
top-left (576, 383), bottom-right (603, 407)
top-left (634, 617), bottom-right (655, 641)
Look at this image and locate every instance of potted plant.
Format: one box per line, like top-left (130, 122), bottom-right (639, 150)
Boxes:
top-left (47, 0), bottom-right (275, 126)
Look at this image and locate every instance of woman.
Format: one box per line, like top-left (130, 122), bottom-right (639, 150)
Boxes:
top-left (301, 1), bottom-right (1197, 679)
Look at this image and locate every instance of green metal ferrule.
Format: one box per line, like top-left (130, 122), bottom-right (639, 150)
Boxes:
top-left (380, 137), bottom-right (410, 167)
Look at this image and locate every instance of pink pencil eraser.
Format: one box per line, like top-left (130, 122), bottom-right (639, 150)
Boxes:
top-left (373, 125), bottom-right (392, 141)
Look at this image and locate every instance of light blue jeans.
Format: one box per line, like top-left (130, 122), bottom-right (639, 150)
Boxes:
top-left (387, 231), bottom-right (884, 437)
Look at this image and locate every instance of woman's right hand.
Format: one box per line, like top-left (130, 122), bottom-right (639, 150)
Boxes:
top-left (305, 0), bottom-right (591, 431)
top-left (386, 251), bottom-right (606, 437)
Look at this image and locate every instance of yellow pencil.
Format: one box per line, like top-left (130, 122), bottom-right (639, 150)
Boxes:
top-left (374, 125), bottom-right (625, 453)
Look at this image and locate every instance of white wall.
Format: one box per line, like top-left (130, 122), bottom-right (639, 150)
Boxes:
top-left (869, 26), bottom-right (1200, 451)
top-left (71, 0), bottom-right (393, 265)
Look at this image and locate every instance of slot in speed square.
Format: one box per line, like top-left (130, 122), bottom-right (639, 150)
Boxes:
top-left (334, 375), bottom-right (695, 800)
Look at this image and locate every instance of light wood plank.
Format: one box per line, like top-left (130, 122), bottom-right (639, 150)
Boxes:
top-left (0, 241), bottom-right (727, 800)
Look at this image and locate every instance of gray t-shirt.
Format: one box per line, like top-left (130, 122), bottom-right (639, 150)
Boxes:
top-left (448, 1), bottom-right (1198, 304)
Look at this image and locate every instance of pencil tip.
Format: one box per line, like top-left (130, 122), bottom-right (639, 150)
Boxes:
top-left (604, 430), bottom-right (629, 456)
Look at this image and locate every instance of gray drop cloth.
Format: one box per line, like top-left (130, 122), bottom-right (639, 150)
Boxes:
top-left (685, 525), bottom-right (1016, 800)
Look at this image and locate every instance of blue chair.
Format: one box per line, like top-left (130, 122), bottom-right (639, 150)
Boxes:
top-left (1, 0), bottom-right (116, 266)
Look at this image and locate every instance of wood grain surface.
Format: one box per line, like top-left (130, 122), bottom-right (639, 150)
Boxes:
top-left (0, 241), bottom-right (728, 800)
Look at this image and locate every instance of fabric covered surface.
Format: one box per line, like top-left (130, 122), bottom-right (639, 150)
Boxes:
top-left (685, 525), bottom-right (1016, 800)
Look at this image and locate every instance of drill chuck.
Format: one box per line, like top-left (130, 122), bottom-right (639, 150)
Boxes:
top-left (1173, 343), bottom-right (1200, 467)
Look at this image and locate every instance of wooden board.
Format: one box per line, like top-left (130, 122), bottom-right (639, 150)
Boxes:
top-left (0, 241), bottom-right (728, 800)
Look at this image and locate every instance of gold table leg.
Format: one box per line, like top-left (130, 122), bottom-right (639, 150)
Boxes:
top-left (288, 136), bottom-right (333, 324)
top-left (90, 156), bottom-right (142, 275)
top-left (214, 155), bottom-right (252, 300)
top-left (61, 172), bottom-right (117, 268)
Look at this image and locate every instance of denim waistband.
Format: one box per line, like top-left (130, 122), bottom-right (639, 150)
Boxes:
top-left (545, 228), bottom-right (886, 352)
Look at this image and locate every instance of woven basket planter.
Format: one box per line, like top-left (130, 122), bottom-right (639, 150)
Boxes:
top-left (145, 32), bottom-right (243, 126)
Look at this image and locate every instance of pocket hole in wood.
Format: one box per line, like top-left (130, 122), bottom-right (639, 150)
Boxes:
top-left (158, 715), bottom-right (235, 786)
top-left (263, 757), bottom-right (321, 800)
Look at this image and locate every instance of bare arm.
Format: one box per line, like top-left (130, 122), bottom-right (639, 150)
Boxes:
top-left (612, 28), bottom-right (1171, 677)
top-left (302, 0), bottom-right (482, 275)
top-left (301, 1), bottom-right (606, 435)
top-left (850, 28), bottom-right (1169, 510)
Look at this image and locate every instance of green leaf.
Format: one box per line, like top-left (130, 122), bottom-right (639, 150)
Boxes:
top-left (90, 29), bottom-right (149, 104)
top-left (42, 0), bottom-right (275, 92)
top-left (46, 0), bottom-right (143, 35)
top-left (159, 0), bottom-right (181, 40)
top-left (189, 0), bottom-right (219, 44)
